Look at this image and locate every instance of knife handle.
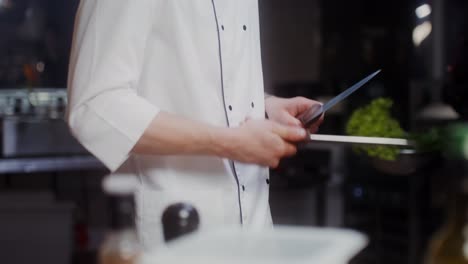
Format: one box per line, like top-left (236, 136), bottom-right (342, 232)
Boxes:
top-left (298, 104), bottom-right (323, 128)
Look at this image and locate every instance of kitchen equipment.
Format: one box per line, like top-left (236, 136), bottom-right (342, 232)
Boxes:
top-left (299, 70), bottom-right (381, 127)
top-left (370, 149), bottom-right (437, 176)
top-left (0, 88), bottom-right (88, 157)
top-left (309, 134), bottom-right (413, 147)
top-left (1, 116), bottom-right (87, 157)
top-left (307, 135), bottom-right (439, 175)
top-left (99, 194), bottom-right (141, 264)
top-left (162, 203), bottom-right (200, 242)
top-left (140, 226), bottom-right (367, 264)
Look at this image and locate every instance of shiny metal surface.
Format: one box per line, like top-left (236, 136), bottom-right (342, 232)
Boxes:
top-left (299, 70), bottom-right (381, 127)
top-left (0, 88), bottom-right (67, 117)
top-left (0, 88), bottom-right (89, 158)
top-left (309, 134), bottom-right (413, 147)
top-left (1, 116), bottom-right (88, 157)
top-left (0, 156), bottom-right (105, 174)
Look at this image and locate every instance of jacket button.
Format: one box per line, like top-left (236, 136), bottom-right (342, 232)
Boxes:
top-left (242, 185), bottom-right (246, 191)
top-left (243, 25), bottom-right (247, 31)
top-left (251, 102), bottom-right (255, 108)
top-left (228, 105), bottom-right (233, 111)
top-left (221, 25), bottom-right (225, 31)
top-left (266, 179), bottom-right (270, 185)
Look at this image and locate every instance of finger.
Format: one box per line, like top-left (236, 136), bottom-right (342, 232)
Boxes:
top-left (269, 159), bottom-right (280, 168)
top-left (316, 113), bottom-right (325, 126)
top-left (309, 125), bottom-right (319, 134)
top-left (282, 112), bottom-right (303, 127)
top-left (283, 142), bottom-right (298, 157)
top-left (271, 122), bottom-right (307, 142)
top-left (307, 113), bottom-right (324, 133)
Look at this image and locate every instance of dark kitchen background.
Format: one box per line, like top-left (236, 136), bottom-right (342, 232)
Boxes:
top-left (0, 0), bottom-right (467, 263)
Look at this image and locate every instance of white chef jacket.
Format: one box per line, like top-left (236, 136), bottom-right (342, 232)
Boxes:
top-left (67, 0), bottom-right (272, 249)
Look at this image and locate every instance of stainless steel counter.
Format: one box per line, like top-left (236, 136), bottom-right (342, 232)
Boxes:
top-left (0, 156), bottom-right (106, 174)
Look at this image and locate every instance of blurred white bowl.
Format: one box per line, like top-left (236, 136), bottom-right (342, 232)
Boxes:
top-left (140, 226), bottom-right (367, 264)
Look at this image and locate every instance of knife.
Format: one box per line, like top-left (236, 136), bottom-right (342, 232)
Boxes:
top-left (299, 70), bottom-right (381, 127)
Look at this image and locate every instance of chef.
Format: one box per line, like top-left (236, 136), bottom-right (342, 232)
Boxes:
top-left (67, 0), bottom-right (323, 249)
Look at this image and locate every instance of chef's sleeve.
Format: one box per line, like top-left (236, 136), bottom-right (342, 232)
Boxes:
top-left (66, 0), bottom-right (160, 171)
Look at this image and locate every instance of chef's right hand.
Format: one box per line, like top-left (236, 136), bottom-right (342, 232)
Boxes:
top-left (223, 119), bottom-right (307, 168)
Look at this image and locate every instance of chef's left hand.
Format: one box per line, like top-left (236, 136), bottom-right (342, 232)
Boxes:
top-left (265, 96), bottom-right (324, 134)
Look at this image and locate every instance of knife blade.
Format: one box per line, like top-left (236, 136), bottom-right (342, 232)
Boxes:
top-left (299, 69), bottom-right (381, 127)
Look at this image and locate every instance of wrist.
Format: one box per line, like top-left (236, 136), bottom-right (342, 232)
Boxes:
top-left (264, 96), bottom-right (277, 119)
top-left (264, 92), bottom-right (274, 99)
top-left (208, 126), bottom-right (238, 158)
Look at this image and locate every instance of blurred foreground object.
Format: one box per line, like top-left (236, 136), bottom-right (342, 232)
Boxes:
top-left (162, 203), bottom-right (200, 242)
top-left (99, 175), bottom-right (141, 264)
top-left (426, 123), bottom-right (468, 263)
top-left (99, 194), bottom-right (141, 264)
top-left (140, 227), bottom-right (367, 264)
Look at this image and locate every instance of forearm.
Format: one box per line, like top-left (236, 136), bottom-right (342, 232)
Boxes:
top-left (131, 111), bottom-right (307, 167)
top-left (131, 112), bottom-right (231, 157)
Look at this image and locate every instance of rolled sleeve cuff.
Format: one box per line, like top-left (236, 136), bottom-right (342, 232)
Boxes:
top-left (69, 89), bottom-right (159, 171)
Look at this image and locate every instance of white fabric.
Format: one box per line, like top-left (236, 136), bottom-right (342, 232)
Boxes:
top-left (67, 0), bottom-right (271, 250)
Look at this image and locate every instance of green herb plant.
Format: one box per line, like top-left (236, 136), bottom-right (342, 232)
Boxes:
top-left (346, 98), bottom-right (405, 161)
top-left (346, 97), bottom-right (444, 161)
